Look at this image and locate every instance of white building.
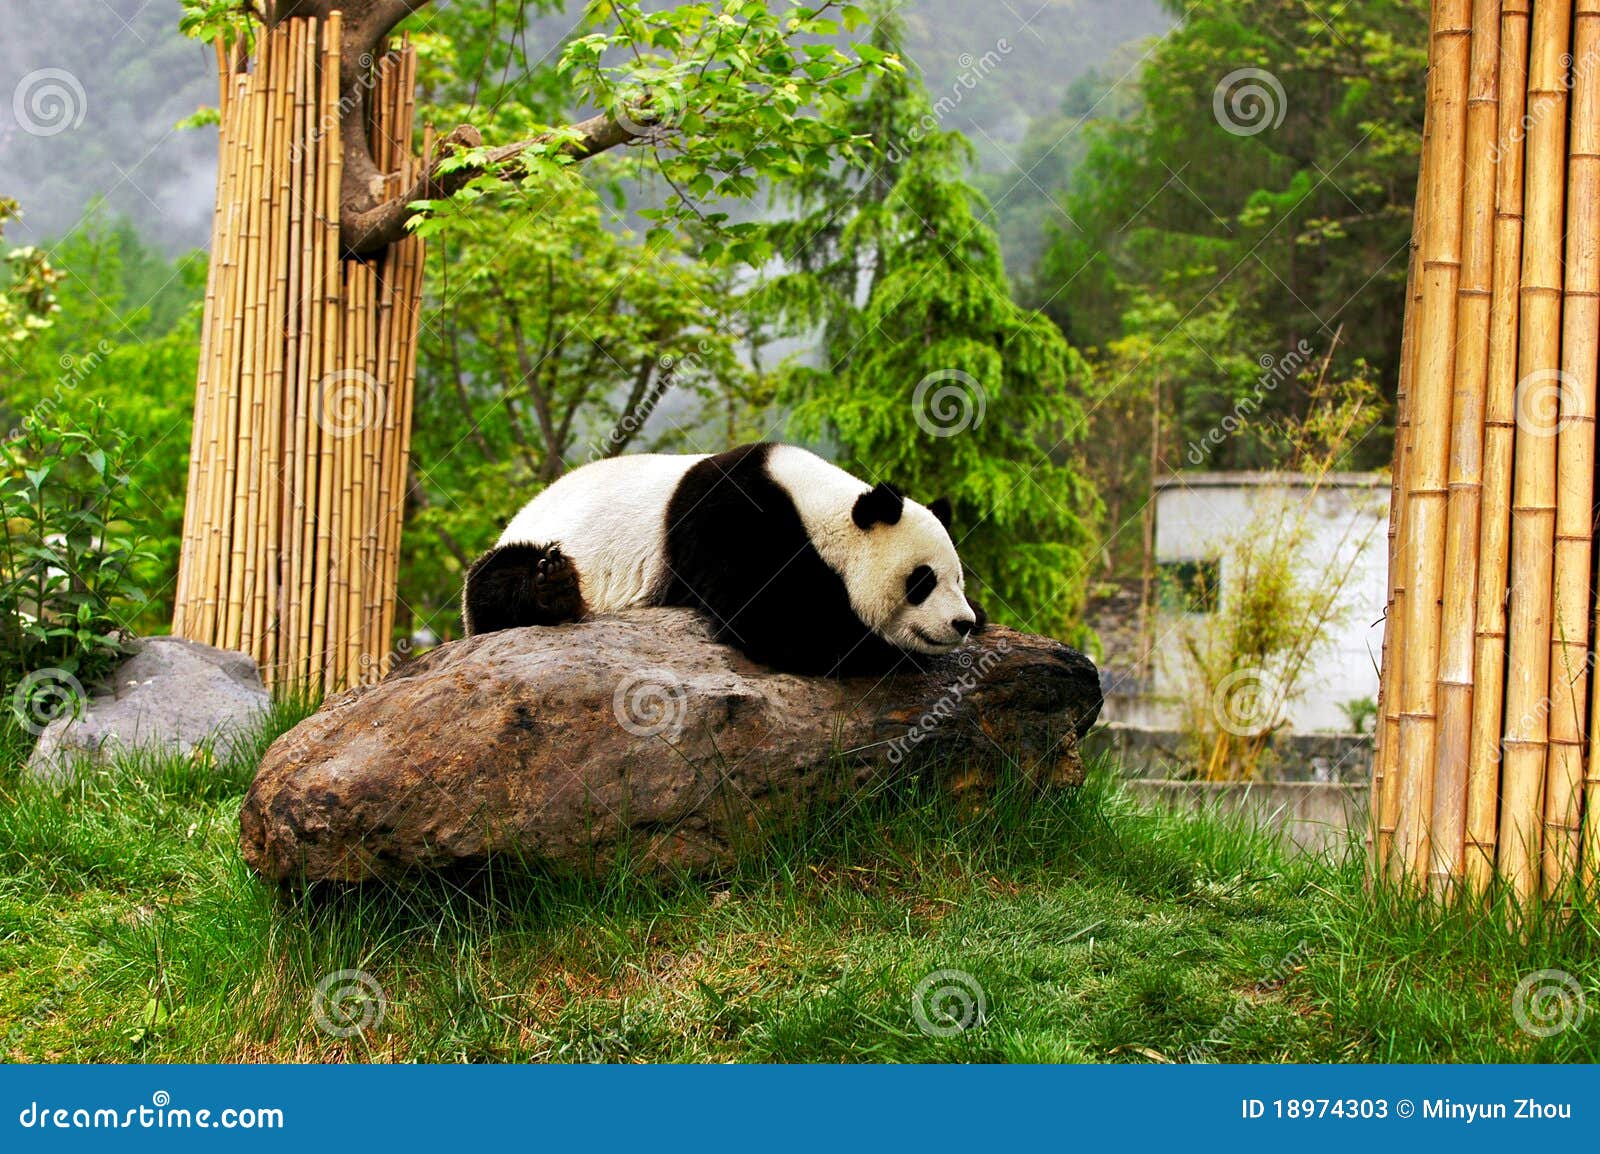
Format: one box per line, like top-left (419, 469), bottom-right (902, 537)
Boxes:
top-left (1116, 471), bottom-right (1390, 734)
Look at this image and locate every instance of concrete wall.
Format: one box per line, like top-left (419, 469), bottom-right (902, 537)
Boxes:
top-left (1130, 472), bottom-right (1389, 733)
top-left (1085, 723), bottom-right (1373, 783)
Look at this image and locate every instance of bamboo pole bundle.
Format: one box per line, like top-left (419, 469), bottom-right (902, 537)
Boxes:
top-left (174, 13), bottom-right (423, 694)
top-left (1430, 0), bottom-right (1503, 895)
top-left (1465, 0), bottom-right (1531, 895)
top-left (1498, 0), bottom-right (1571, 906)
top-left (1392, 0), bottom-right (1473, 882)
top-left (1553, 0), bottom-right (1600, 895)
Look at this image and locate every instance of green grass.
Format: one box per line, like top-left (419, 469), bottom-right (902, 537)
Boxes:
top-left (1, 704), bottom-right (1596, 1063)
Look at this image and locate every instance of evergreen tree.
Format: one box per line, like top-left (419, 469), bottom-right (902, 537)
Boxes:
top-left (767, 5), bottom-right (1100, 639)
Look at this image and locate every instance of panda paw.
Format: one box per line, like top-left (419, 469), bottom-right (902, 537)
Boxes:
top-left (529, 546), bottom-right (585, 621)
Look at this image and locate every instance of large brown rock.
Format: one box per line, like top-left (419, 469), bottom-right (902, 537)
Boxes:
top-left (239, 608), bottom-right (1102, 884)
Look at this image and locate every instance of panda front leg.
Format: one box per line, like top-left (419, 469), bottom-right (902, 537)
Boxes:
top-left (461, 542), bottom-right (588, 636)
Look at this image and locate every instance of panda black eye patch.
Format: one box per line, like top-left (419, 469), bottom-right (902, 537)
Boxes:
top-left (905, 565), bottom-right (938, 605)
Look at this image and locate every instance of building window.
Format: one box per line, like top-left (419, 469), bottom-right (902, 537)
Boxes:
top-left (1157, 559), bottom-right (1220, 614)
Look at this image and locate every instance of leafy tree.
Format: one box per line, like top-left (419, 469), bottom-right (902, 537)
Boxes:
top-left (767, 7), bottom-right (1100, 639)
top-left (0, 198), bottom-right (60, 344)
top-left (405, 191), bottom-right (771, 635)
top-left (0, 211), bottom-right (204, 633)
top-left (1037, 0), bottom-right (1425, 451)
top-left (1, 404), bottom-right (154, 709)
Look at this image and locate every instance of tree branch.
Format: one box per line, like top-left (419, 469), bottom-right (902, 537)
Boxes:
top-left (341, 113), bottom-right (643, 255)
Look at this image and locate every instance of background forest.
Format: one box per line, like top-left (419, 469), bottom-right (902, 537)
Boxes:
top-left (0, 0), bottom-right (1425, 660)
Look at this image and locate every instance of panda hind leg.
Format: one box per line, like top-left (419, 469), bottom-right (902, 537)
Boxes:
top-left (462, 542), bottom-right (588, 635)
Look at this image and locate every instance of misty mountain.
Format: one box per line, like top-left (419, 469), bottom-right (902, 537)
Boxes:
top-left (1, 0), bottom-right (1171, 266)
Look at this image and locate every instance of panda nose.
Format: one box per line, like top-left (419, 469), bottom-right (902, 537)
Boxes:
top-left (952, 617), bottom-right (976, 637)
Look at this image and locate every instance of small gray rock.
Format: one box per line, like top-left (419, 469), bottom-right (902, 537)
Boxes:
top-left (26, 637), bottom-right (270, 780)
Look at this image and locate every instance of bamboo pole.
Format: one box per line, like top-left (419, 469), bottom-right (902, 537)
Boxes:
top-left (1499, 0), bottom-right (1571, 905)
top-left (175, 40), bottom-right (239, 632)
top-left (1431, 0), bottom-right (1503, 895)
top-left (1550, 0), bottom-right (1600, 896)
top-left (200, 72), bottom-right (251, 644)
top-left (1466, 0), bottom-right (1532, 895)
top-left (1393, 0), bottom-right (1472, 882)
top-left (281, 17), bottom-right (308, 687)
top-left (311, 10), bottom-right (344, 691)
top-left (297, 14), bottom-right (326, 690)
top-left (261, 23), bottom-right (293, 677)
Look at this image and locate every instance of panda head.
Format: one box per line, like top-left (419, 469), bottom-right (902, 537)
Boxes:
top-left (841, 482), bottom-right (984, 655)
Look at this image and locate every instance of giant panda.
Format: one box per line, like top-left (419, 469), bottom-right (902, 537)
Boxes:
top-left (461, 442), bottom-right (985, 675)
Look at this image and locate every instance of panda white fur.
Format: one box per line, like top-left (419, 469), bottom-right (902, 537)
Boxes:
top-left (461, 442), bottom-right (984, 674)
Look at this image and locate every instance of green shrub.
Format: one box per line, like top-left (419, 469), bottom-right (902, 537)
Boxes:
top-left (1, 404), bottom-right (152, 723)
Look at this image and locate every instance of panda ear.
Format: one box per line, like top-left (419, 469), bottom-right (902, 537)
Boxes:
top-left (852, 482), bottom-right (904, 530)
top-left (928, 497), bottom-right (953, 529)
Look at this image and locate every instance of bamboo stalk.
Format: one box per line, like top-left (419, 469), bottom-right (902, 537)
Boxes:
top-left (175, 39), bottom-right (239, 632)
top-left (311, 10), bottom-right (344, 691)
top-left (1393, 0), bottom-right (1473, 883)
top-left (1550, 0), bottom-right (1600, 896)
top-left (222, 51), bottom-right (270, 651)
top-left (200, 72), bottom-right (252, 645)
top-left (261, 23), bottom-right (293, 678)
top-left (281, 17), bottom-right (308, 688)
top-left (1466, 0), bottom-right (1531, 895)
top-left (1430, 0), bottom-right (1502, 895)
top-left (297, 14), bottom-right (326, 691)
top-left (1499, 0), bottom-right (1571, 905)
